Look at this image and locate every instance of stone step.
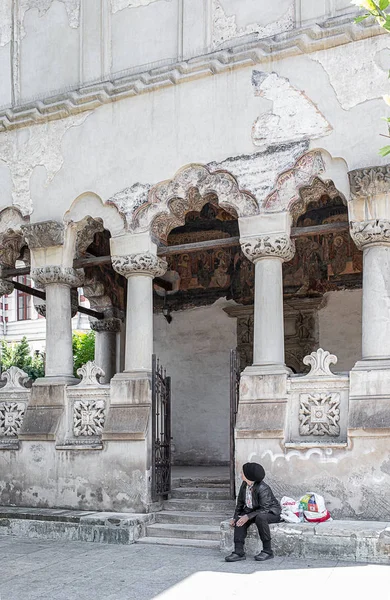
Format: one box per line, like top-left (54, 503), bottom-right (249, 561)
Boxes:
top-left (163, 498), bottom-right (235, 513)
top-left (137, 537), bottom-right (220, 549)
top-left (154, 511), bottom-right (230, 525)
top-left (172, 478), bottom-right (230, 489)
top-left (170, 487), bottom-right (231, 500)
top-left (146, 523), bottom-right (220, 541)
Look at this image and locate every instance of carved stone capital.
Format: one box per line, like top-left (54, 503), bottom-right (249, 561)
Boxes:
top-left (21, 221), bottom-right (64, 249)
top-left (0, 231), bottom-right (24, 268)
top-left (90, 317), bottom-right (122, 333)
top-left (349, 165), bottom-right (390, 200)
top-left (32, 266), bottom-right (84, 288)
top-left (112, 252), bottom-right (167, 278)
top-left (350, 219), bottom-right (390, 249)
top-left (0, 279), bottom-right (14, 296)
top-left (240, 235), bottom-right (295, 263)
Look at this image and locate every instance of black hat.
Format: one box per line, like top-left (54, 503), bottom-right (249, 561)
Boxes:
top-left (243, 462), bottom-right (265, 483)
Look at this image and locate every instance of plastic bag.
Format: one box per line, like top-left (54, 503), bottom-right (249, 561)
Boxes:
top-left (280, 496), bottom-right (301, 523)
top-left (299, 492), bottom-right (331, 523)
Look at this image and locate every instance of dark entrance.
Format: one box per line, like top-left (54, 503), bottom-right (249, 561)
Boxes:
top-left (230, 348), bottom-right (240, 499)
top-left (151, 354), bottom-right (172, 500)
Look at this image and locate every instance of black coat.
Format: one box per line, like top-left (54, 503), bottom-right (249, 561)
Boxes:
top-left (234, 481), bottom-right (281, 521)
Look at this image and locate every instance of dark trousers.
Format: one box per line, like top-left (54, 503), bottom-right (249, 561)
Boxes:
top-left (234, 512), bottom-right (280, 554)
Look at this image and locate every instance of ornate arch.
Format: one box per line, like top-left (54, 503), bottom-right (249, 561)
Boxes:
top-left (131, 164), bottom-right (259, 243)
top-left (262, 150), bottom-right (349, 217)
top-left (64, 192), bottom-right (126, 239)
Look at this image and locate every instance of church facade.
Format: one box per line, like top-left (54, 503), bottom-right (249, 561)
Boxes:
top-left (0, 0), bottom-right (389, 521)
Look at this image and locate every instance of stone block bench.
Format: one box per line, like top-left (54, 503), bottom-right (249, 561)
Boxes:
top-left (220, 519), bottom-right (390, 565)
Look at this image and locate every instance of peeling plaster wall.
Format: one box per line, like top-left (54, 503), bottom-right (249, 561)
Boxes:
top-left (318, 290), bottom-right (362, 373)
top-left (154, 300), bottom-right (237, 465)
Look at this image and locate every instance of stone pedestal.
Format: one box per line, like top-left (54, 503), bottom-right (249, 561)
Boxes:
top-left (90, 318), bottom-right (121, 384)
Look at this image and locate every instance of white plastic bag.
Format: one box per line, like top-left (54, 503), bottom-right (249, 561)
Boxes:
top-left (280, 496), bottom-right (300, 523)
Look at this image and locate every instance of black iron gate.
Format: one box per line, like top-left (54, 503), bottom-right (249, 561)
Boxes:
top-left (230, 348), bottom-right (240, 499)
top-left (151, 354), bottom-right (172, 501)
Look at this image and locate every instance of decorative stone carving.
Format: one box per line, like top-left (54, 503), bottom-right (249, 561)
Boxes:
top-left (293, 177), bottom-right (342, 224)
top-left (350, 219), bottom-right (390, 249)
top-left (0, 278), bottom-right (14, 296)
top-left (303, 348), bottom-right (337, 377)
top-left (1, 366), bottom-right (30, 389)
top-left (90, 318), bottom-right (122, 333)
top-left (0, 230), bottom-right (24, 268)
top-left (32, 266), bottom-right (84, 288)
top-left (241, 235), bottom-right (295, 263)
top-left (132, 164), bottom-right (259, 241)
top-left (76, 361), bottom-right (105, 386)
top-left (349, 165), bottom-right (390, 200)
top-left (21, 221), bottom-right (64, 249)
top-left (75, 216), bottom-right (105, 258)
top-left (299, 392), bottom-right (341, 436)
top-left (112, 253), bottom-right (167, 278)
top-left (0, 402), bottom-right (26, 436)
top-left (73, 399), bottom-right (105, 437)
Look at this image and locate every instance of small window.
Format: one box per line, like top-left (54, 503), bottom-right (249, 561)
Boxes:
top-left (16, 276), bottom-right (30, 321)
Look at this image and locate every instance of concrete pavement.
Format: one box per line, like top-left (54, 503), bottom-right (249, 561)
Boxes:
top-left (0, 536), bottom-right (389, 600)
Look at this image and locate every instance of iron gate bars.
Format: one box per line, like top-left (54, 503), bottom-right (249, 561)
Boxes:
top-left (230, 348), bottom-right (240, 499)
top-left (152, 354), bottom-right (172, 501)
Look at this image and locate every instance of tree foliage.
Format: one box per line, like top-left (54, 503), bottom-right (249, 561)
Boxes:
top-left (72, 331), bottom-right (95, 376)
top-left (0, 336), bottom-right (45, 381)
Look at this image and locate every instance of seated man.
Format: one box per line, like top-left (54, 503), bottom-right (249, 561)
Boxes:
top-left (225, 462), bottom-right (281, 562)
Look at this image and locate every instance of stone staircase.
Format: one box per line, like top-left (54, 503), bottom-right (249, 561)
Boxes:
top-left (138, 475), bottom-right (235, 548)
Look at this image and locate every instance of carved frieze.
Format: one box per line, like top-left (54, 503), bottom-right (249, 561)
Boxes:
top-left (350, 219), bottom-right (390, 249)
top-left (32, 266), bottom-right (84, 288)
top-left (112, 252), bottom-right (167, 278)
top-left (73, 399), bottom-right (105, 437)
top-left (0, 402), bottom-right (26, 437)
top-left (21, 221), bottom-right (64, 249)
top-left (90, 318), bottom-right (122, 333)
top-left (349, 165), bottom-right (390, 200)
top-left (241, 235), bottom-right (295, 263)
top-left (299, 392), bottom-right (341, 436)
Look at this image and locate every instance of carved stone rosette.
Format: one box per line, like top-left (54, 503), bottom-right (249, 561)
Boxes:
top-left (240, 235), bottom-right (295, 263)
top-left (350, 219), bottom-right (390, 249)
top-left (90, 317), bottom-right (122, 333)
top-left (112, 252), bottom-right (167, 278)
top-left (32, 266), bottom-right (84, 288)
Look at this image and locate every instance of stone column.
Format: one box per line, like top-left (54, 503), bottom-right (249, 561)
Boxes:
top-left (112, 252), bottom-right (167, 376)
top-left (32, 266), bottom-right (84, 383)
top-left (90, 317), bottom-right (121, 383)
top-left (350, 219), bottom-right (390, 368)
top-left (241, 234), bottom-right (295, 373)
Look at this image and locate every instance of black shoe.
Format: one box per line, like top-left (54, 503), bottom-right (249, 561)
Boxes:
top-left (254, 551), bottom-right (274, 561)
top-left (225, 552), bottom-right (246, 562)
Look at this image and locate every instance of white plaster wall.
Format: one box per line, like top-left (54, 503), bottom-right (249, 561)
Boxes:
top-left (318, 289), bottom-right (362, 372)
top-left (154, 299), bottom-right (237, 465)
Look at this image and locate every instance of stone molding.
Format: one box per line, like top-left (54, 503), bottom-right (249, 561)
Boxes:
top-left (21, 221), bottom-right (64, 249)
top-left (240, 235), bottom-right (295, 263)
top-left (349, 165), bottom-right (390, 200)
top-left (112, 252), bottom-right (167, 278)
top-left (32, 266), bottom-right (84, 288)
top-left (0, 18), bottom-right (382, 132)
top-left (0, 367), bottom-right (30, 390)
top-left (90, 318), bottom-right (122, 333)
top-left (76, 361), bottom-right (105, 386)
top-left (350, 219), bottom-right (390, 249)
top-left (302, 348), bottom-right (337, 377)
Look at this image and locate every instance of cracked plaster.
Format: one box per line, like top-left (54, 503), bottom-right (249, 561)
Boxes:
top-left (212, 0), bottom-right (294, 48)
top-left (111, 0), bottom-right (171, 13)
top-left (251, 71), bottom-right (332, 151)
top-left (0, 113), bottom-right (90, 215)
top-left (310, 35), bottom-right (390, 110)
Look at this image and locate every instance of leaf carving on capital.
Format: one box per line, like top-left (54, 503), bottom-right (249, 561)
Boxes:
top-left (349, 165), bottom-right (390, 200)
top-left (0, 231), bottom-right (24, 268)
top-left (90, 318), bottom-right (122, 333)
top-left (240, 235), bottom-right (295, 263)
top-left (32, 266), bottom-right (84, 288)
top-left (0, 366), bottom-right (30, 390)
top-left (350, 220), bottom-right (390, 249)
top-left (21, 221), bottom-right (64, 249)
top-left (76, 361), bottom-right (105, 386)
top-left (112, 252), bottom-right (167, 278)
top-left (302, 348), bottom-right (337, 377)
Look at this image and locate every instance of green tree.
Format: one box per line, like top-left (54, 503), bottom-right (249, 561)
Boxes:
top-left (72, 331), bottom-right (95, 376)
top-left (0, 336), bottom-right (45, 381)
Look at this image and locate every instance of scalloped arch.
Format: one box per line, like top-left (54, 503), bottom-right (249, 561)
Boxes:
top-left (131, 164), bottom-right (259, 242)
top-left (64, 192), bottom-right (126, 238)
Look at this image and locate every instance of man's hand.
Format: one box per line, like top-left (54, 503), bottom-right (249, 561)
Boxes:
top-left (236, 515), bottom-right (249, 527)
top-left (229, 519), bottom-right (236, 527)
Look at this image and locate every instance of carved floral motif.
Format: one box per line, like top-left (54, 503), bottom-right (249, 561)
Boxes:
top-left (1, 366), bottom-right (29, 389)
top-left (349, 165), bottom-right (390, 200)
top-left (73, 400), bottom-right (105, 437)
top-left (112, 253), bottom-right (167, 278)
top-left (241, 235), bottom-right (295, 262)
top-left (303, 348), bottom-right (337, 377)
top-left (76, 361), bottom-right (105, 386)
top-left (299, 392), bottom-right (340, 436)
top-left (350, 219), bottom-right (390, 249)
top-left (32, 266), bottom-right (84, 288)
top-left (0, 402), bottom-right (26, 437)
top-left (21, 221), bottom-right (64, 249)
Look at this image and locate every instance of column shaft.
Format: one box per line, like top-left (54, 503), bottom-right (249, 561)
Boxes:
top-left (125, 274), bottom-right (153, 373)
top-left (362, 245), bottom-right (390, 360)
top-left (45, 283), bottom-right (74, 378)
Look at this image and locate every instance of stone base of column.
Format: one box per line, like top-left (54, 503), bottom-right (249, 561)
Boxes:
top-left (350, 365), bottom-right (390, 430)
top-left (33, 376), bottom-right (80, 386)
top-left (352, 358), bottom-right (390, 371)
top-left (243, 364), bottom-right (291, 376)
top-left (19, 382), bottom-right (69, 441)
